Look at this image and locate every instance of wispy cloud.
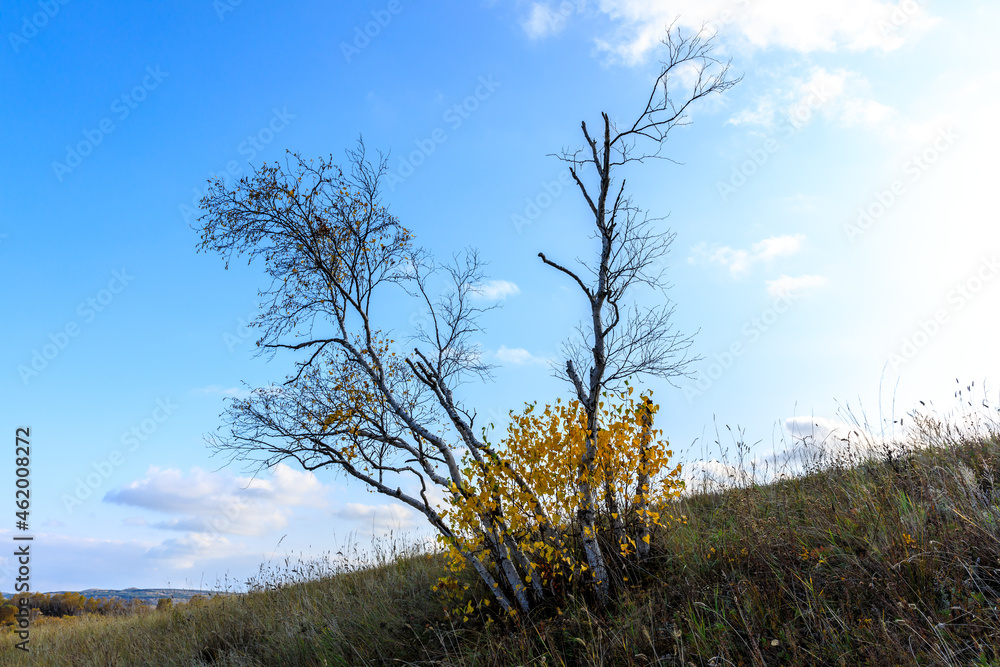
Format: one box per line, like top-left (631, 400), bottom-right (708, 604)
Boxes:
top-left (495, 345), bottom-right (550, 366)
top-left (590, 0), bottom-right (938, 65)
top-left (691, 234), bottom-right (805, 277)
top-left (765, 274), bottom-right (829, 298)
top-left (522, 3), bottom-right (571, 39)
top-left (467, 279), bottom-right (521, 300)
top-left (683, 417), bottom-right (886, 492)
top-left (144, 532), bottom-right (243, 569)
top-left (727, 67), bottom-right (895, 131)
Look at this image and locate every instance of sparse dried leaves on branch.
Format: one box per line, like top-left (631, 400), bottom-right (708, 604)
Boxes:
top-left (198, 143), bottom-right (546, 614)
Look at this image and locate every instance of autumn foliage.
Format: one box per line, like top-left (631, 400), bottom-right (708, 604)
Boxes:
top-left (436, 389), bottom-right (685, 615)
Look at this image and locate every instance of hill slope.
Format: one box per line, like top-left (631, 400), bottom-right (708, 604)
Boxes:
top-left (1, 419), bottom-right (998, 665)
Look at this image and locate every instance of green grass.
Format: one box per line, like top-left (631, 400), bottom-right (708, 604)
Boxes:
top-left (4, 407), bottom-right (1000, 666)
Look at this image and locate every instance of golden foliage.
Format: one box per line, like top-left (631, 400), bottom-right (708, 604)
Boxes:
top-left (438, 389), bottom-right (684, 611)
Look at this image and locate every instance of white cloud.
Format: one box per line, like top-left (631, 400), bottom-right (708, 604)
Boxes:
top-left (150, 509), bottom-right (288, 536)
top-left (782, 416), bottom-right (900, 462)
top-left (495, 345), bottom-right (549, 365)
top-left (238, 463), bottom-right (329, 507)
top-left (681, 459), bottom-right (754, 493)
top-left (144, 531), bottom-right (244, 569)
top-left (0, 527), bottom-right (289, 586)
top-left (692, 234), bottom-right (804, 277)
top-left (590, 0), bottom-right (939, 64)
top-left (522, 3), bottom-right (571, 39)
top-left (681, 417), bottom-right (890, 493)
top-left (765, 274), bottom-right (829, 298)
top-left (467, 279), bottom-right (521, 300)
top-left (839, 95), bottom-right (896, 128)
top-left (106, 467), bottom-right (226, 515)
top-left (753, 235), bottom-right (804, 261)
top-left (104, 464), bottom-right (331, 539)
top-left (727, 67), bottom-right (896, 132)
top-left (784, 415), bottom-right (861, 448)
top-left (335, 502), bottom-right (417, 531)
top-left (0, 469), bottom-right (334, 582)
top-left (726, 96), bottom-right (779, 128)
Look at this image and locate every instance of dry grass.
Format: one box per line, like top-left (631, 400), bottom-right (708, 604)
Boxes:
top-left (457, 396), bottom-right (1000, 666)
top-left (0, 536), bottom-right (453, 666)
top-left (4, 395), bottom-right (1000, 665)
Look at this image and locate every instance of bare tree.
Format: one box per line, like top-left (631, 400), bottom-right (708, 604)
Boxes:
top-left (198, 143), bottom-right (566, 615)
top-left (538, 23), bottom-right (739, 601)
top-left (197, 22), bottom-right (737, 615)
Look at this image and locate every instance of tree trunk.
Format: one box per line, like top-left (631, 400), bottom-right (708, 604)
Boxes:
top-left (462, 545), bottom-right (516, 614)
top-left (576, 480), bottom-right (609, 601)
top-left (483, 517), bottom-right (532, 613)
top-left (577, 408), bottom-right (610, 603)
top-left (636, 400), bottom-right (653, 561)
top-left (603, 473), bottom-right (626, 549)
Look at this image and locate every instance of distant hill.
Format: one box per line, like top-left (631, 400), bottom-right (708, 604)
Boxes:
top-left (2, 588), bottom-right (232, 606)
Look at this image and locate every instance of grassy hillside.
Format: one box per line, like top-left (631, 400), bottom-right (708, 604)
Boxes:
top-left (3, 411), bottom-right (999, 666)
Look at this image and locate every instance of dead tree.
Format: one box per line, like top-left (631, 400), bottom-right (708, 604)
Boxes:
top-left (538, 23), bottom-right (740, 602)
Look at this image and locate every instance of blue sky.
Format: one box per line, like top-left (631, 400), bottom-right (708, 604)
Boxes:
top-left (2, 0), bottom-right (998, 592)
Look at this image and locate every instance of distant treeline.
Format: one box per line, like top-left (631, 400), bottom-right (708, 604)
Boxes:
top-left (0, 592), bottom-right (152, 624)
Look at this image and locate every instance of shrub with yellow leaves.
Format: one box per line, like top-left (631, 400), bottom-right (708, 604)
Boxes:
top-left (436, 388), bottom-right (684, 615)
